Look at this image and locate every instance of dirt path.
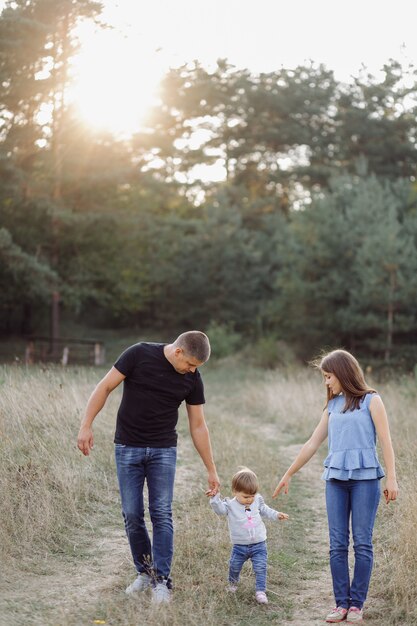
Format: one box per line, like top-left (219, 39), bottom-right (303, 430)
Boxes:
top-left (0, 443), bottom-right (202, 626)
top-left (1, 452), bottom-right (382, 626)
top-left (1, 518), bottom-right (128, 625)
top-left (276, 443), bottom-right (334, 625)
top-left (1, 419), bottom-right (382, 625)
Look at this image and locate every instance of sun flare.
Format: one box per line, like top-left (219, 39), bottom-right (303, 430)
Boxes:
top-left (70, 26), bottom-right (163, 135)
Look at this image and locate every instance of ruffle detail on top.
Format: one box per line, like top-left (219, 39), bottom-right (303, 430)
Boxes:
top-left (322, 448), bottom-right (385, 481)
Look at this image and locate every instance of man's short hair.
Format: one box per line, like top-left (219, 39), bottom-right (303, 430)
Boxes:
top-left (174, 331), bottom-right (211, 363)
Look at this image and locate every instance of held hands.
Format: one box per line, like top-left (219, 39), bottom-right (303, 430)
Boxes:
top-left (77, 426), bottom-right (94, 456)
top-left (272, 473), bottom-right (291, 499)
top-left (205, 470), bottom-right (220, 497)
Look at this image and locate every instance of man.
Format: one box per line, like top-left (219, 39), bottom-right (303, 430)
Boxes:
top-left (77, 330), bottom-right (220, 604)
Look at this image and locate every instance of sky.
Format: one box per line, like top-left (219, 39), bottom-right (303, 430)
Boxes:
top-left (99, 0), bottom-right (417, 80)
top-left (2, 0), bottom-right (417, 136)
top-left (68, 0), bottom-right (417, 134)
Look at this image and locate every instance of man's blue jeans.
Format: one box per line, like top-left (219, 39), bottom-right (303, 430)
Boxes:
top-left (115, 445), bottom-right (177, 584)
top-left (229, 541), bottom-right (268, 592)
top-left (325, 478), bottom-right (381, 609)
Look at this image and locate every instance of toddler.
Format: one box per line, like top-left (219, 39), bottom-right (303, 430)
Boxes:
top-left (208, 467), bottom-right (288, 604)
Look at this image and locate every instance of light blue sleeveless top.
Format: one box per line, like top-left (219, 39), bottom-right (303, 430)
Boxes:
top-left (322, 392), bottom-right (385, 481)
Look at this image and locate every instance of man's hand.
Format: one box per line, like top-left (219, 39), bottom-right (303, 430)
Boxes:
top-left (206, 470), bottom-right (220, 497)
top-left (77, 426), bottom-right (94, 456)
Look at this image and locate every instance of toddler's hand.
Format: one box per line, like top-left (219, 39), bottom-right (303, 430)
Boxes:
top-left (205, 489), bottom-right (217, 497)
top-left (277, 512), bottom-right (289, 521)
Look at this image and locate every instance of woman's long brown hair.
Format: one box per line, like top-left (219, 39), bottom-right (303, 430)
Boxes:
top-left (313, 349), bottom-right (376, 411)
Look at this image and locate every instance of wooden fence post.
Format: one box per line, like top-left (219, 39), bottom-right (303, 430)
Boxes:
top-left (25, 341), bottom-right (35, 365)
top-left (94, 342), bottom-right (105, 365)
top-left (62, 346), bottom-right (69, 366)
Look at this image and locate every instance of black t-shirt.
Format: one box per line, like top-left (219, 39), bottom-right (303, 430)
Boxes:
top-left (113, 342), bottom-right (205, 447)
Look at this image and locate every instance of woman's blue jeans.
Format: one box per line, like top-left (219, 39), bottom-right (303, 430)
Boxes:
top-left (229, 541), bottom-right (268, 591)
top-left (115, 444), bottom-right (177, 583)
top-left (325, 478), bottom-right (381, 609)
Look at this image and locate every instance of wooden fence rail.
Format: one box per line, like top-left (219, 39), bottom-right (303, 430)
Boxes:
top-left (24, 337), bottom-right (106, 366)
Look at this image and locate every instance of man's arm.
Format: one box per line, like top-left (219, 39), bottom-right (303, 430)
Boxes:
top-left (77, 366), bottom-right (125, 456)
top-left (186, 403), bottom-right (220, 495)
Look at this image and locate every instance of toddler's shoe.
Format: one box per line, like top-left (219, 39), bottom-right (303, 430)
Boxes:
top-left (347, 607), bottom-right (363, 622)
top-left (326, 606), bottom-right (348, 622)
top-left (226, 584), bottom-right (238, 593)
top-left (255, 591), bottom-right (268, 604)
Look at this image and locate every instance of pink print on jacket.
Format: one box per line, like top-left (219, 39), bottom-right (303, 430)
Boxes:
top-left (243, 507), bottom-right (257, 540)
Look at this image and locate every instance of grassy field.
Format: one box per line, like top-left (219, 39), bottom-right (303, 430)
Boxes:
top-left (0, 361), bottom-right (416, 626)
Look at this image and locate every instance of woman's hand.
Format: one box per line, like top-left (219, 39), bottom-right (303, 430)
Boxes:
top-left (383, 477), bottom-right (399, 504)
top-left (272, 473), bottom-right (291, 498)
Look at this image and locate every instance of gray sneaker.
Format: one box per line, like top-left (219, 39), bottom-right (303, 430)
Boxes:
top-left (152, 581), bottom-right (172, 604)
top-left (125, 573), bottom-right (152, 595)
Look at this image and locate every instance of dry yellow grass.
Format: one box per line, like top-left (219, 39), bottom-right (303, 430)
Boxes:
top-left (0, 366), bottom-right (118, 566)
top-left (370, 379), bottom-right (417, 624)
top-left (0, 362), bottom-right (415, 625)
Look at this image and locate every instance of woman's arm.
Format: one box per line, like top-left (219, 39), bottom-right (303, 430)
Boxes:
top-left (370, 395), bottom-right (398, 504)
top-left (272, 409), bottom-right (329, 498)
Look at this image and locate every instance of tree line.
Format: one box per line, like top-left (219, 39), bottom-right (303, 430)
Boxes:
top-left (1, 0), bottom-right (417, 364)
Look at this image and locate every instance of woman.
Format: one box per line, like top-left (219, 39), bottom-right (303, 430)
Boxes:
top-left (273, 349), bottom-right (398, 623)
